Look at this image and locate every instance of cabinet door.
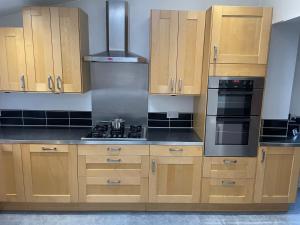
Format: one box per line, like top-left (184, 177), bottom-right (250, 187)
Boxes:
top-left (22, 144), bottom-right (78, 203)
top-left (254, 147), bottom-right (300, 203)
top-left (23, 7), bottom-right (55, 92)
top-left (210, 6), bottom-right (272, 64)
top-left (0, 144), bottom-right (25, 202)
top-left (176, 11), bottom-right (205, 95)
top-left (51, 7), bottom-right (82, 93)
top-left (0, 28), bottom-right (27, 92)
top-left (149, 156), bottom-right (202, 203)
top-left (150, 10), bottom-right (178, 94)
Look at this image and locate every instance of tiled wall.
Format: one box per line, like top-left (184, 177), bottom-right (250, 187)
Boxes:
top-left (148, 113), bottom-right (193, 128)
top-left (0, 110), bottom-right (92, 128)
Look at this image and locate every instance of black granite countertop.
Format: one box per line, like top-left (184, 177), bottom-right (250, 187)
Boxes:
top-left (0, 127), bottom-right (203, 146)
top-left (260, 136), bottom-right (300, 147)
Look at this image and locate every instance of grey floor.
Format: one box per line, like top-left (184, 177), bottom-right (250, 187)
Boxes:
top-left (1, 192), bottom-right (300, 225)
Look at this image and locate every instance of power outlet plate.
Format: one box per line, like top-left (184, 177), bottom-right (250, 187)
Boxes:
top-left (167, 111), bottom-right (179, 119)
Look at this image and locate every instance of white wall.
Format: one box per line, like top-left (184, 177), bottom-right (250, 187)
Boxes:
top-left (260, 0), bottom-right (300, 24)
top-left (262, 22), bottom-right (300, 119)
top-left (0, 0), bottom-right (260, 112)
top-left (290, 35), bottom-right (300, 116)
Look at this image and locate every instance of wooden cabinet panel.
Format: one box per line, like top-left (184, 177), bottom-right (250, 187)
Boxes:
top-left (0, 28), bottom-right (27, 92)
top-left (22, 144), bottom-right (78, 203)
top-left (150, 145), bottom-right (203, 157)
top-left (177, 11), bottom-right (205, 95)
top-left (0, 144), bottom-right (25, 202)
top-left (203, 157), bottom-right (257, 179)
top-left (150, 10), bottom-right (178, 94)
top-left (78, 145), bottom-right (149, 156)
top-left (23, 7), bottom-right (54, 92)
top-left (254, 147), bottom-right (300, 203)
top-left (149, 156), bottom-right (202, 203)
top-left (210, 6), bottom-right (272, 64)
top-left (201, 178), bottom-right (254, 203)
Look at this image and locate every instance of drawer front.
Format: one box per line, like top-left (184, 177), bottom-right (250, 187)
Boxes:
top-left (201, 178), bottom-right (254, 203)
top-left (150, 145), bottom-right (203, 156)
top-left (29, 144), bottom-right (69, 153)
top-left (78, 155), bottom-right (149, 177)
top-left (78, 145), bottom-right (149, 156)
top-left (79, 176), bottom-right (148, 203)
top-left (203, 157), bottom-right (256, 179)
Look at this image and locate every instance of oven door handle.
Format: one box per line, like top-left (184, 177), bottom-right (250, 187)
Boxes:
top-left (216, 117), bottom-right (251, 122)
top-left (218, 90), bottom-right (254, 95)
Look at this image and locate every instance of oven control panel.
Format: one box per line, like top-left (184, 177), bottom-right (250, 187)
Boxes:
top-left (219, 80), bottom-right (254, 89)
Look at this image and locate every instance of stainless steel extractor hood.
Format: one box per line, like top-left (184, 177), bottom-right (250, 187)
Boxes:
top-left (84, 0), bottom-right (147, 63)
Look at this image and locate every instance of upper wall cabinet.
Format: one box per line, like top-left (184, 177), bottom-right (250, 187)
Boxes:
top-left (207, 6), bottom-right (272, 76)
top-left (150, 10), bottom-right (205, 95)
top-left (23, 7), bottom-right (90, 93)
top-left (0, 28), bottom-right (27, 92)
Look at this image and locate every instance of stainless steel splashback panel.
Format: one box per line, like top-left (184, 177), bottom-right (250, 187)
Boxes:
top-left (91, 63), bottom-right (148, 126)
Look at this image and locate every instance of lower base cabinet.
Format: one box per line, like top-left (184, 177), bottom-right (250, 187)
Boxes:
top-left (21, 144), bottom-right (78, 203)
top-left (254, 147), bottom-right (300, 203)
top-left (0, 144), bottom-right (25, 202)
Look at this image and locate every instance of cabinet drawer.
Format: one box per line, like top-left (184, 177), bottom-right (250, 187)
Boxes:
top-left (78, 145), bottom-right (149, 156)
top-left (79, 176), bottom-right (148, 203)
top-left (203, 157), bottom-right (256, 179)
top-left (28, 144), bottom-right (69, 153)
top-left (201, 178), bottom-right (254, 203)
top-left (150, 145), bottom-right (203, 156)
top-left (78, 155), bottom-right (149, 177)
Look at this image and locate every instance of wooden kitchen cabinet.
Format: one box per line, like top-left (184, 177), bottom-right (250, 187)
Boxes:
top-left (0, 28), bottom-right (27, 92)
top-left (206, 6), bottom-right (272, 76)
top-left (22, 144), bottom-right (78, 203)
top-left (149, 145), bottom-right (202, 203)
top-left (0, 144), bottom-right (25, 202)
top-left (254, 147), bottom-right (300, 203)
top-left (23, 7), bottom-right (89, 93)
top-left (150, 10), bottom-right (205, 95)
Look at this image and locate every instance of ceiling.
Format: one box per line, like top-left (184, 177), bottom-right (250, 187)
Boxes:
top-left (0, 0), bottom-right (74, 16)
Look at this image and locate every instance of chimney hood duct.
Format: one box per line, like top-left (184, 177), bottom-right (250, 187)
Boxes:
top-left (84, 0), bottom-right (147, 63)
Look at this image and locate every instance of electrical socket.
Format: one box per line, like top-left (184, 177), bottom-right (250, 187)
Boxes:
top-left (167, 111), bottom-right (179, 119)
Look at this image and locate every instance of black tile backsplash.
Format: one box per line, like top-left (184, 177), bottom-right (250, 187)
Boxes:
top-left (260, 119), bottom-right (289, 138)
top-left (262, 119), bottom-right (288, 128)
top-left (0, 110), bottom-right (92, 128)
top-left (148, 112), bottom-right (193, 128)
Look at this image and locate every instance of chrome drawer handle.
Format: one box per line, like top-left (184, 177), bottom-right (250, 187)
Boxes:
top-left (223, 159), bottom-right (237, 164)
top-left (222, 180), bottom-right (236, 186)
top-left (107, 147), bottom-right (121, 152)
top-left (107, 179), bottom-right (121, 185)
top-left (42, 147), bottom-right (57, 151)
top-left (169, 148), bottom-right (183, 152)
top-left (151, 159), bottom-right (156, 174)
top-left (261, 149), bottom-right (266, 163)
top-left (106, 158), bottom-right (121, 163)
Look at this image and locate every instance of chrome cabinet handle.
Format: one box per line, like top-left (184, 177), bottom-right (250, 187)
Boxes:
top-left (178, 78), bottom-right (183, 92)
top-left (106, 158), bottom-right (122, 163)
top-left (170, 78), bottom-right (175, 93)
top-left (107, 147), bottom-right (121, 152)
top-left (223, 159), bottom-right (237, 164)
top-left (222, 180), bottom-right (236, 186)
top-left (169, 148), bottom-right (183, 152)
top-left (213, 46), bottom-right (218, 62)
top-left (20, 75), bottom-right (25, 90)
top-left (56, 76), bottom-right (62, 91)
top-left (42, 147), bottom-right (57, 151)
top-left (48, 75), bottom-right (54, 91)
top-left (107, 179), bottom-right (121, 185)
top-left (151, 159), bottom-right (156, 174)
top-left (261, 149), bottom-right (266, 163)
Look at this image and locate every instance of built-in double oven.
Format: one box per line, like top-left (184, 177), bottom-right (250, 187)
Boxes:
top-left (205, 77), bottom-right (264, 157)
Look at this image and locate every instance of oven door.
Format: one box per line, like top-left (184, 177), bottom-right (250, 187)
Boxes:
top-left (205, 116), bottom-right (260, 156)
top-left (207, 89), bottom-right (263, 116)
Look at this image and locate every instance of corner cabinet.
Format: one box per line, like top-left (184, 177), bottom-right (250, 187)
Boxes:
top-left (22, 144), bottom-right (78, 203)
top-left (149, 146), bottom-right (202, 203)
top-left (0, 144), bottom-right (25, 202)
top-left (150, 10), bottom-right (205, 95)
top-left (206, 6), bottom-right (272, 76)
top-left (254, 147), bottom-right (300, 203)
top-left (22, 7), bottom-right (89, 93)
top-left (0, 28), bottom-right (27, 92)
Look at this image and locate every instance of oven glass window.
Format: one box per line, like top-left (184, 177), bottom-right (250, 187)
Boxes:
top-left (217, 91), bottom-right (252, 116)
top-left (215, 118), bottom-right (250, 145)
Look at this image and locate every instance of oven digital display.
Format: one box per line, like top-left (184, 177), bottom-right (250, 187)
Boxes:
top-left (219, 80), bottom-right (254, 89)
